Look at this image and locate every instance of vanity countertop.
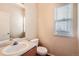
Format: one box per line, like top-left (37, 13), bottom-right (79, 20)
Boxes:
top-left (0, 40), bottom-right (36, 56)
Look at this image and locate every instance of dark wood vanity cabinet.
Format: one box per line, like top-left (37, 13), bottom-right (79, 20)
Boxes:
top-left (21, 47), bottom-right (37, 56)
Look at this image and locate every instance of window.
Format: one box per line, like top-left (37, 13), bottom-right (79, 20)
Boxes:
top-left (54, 4), bottom-right (73, 37)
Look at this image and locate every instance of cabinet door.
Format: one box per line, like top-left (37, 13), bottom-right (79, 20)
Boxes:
top-left (22, 47), bottom-right (37, 56)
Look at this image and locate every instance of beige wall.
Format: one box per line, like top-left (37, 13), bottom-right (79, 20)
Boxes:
top-left (77, 4), bottom-right (79, 55)
top-left (38, 3), bottom-right (77, 56)
top-left (24, 3), bottom-right (38, 40)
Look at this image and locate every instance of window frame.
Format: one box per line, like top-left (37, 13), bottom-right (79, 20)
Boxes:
top-left (54, 4), bottom-right (73, 37)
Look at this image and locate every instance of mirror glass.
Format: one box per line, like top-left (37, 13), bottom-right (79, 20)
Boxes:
top-left (0, 3), bottom-right (25, 41)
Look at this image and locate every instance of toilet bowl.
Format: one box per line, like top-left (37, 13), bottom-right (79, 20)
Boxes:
top-left (37, 46), bottom-right (48, 56)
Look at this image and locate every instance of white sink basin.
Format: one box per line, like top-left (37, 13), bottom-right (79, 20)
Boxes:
top-left (2, 42), bottom-right (29, 56)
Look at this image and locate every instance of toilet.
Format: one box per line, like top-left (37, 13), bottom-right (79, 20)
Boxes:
top-left (30, 38), bottom-right (48, 56)
top-left (37, 46), bottom-right (48, 56)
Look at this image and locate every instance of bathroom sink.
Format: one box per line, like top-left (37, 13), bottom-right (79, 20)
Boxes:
top-left (2, 42), bottom-right (29, 56)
